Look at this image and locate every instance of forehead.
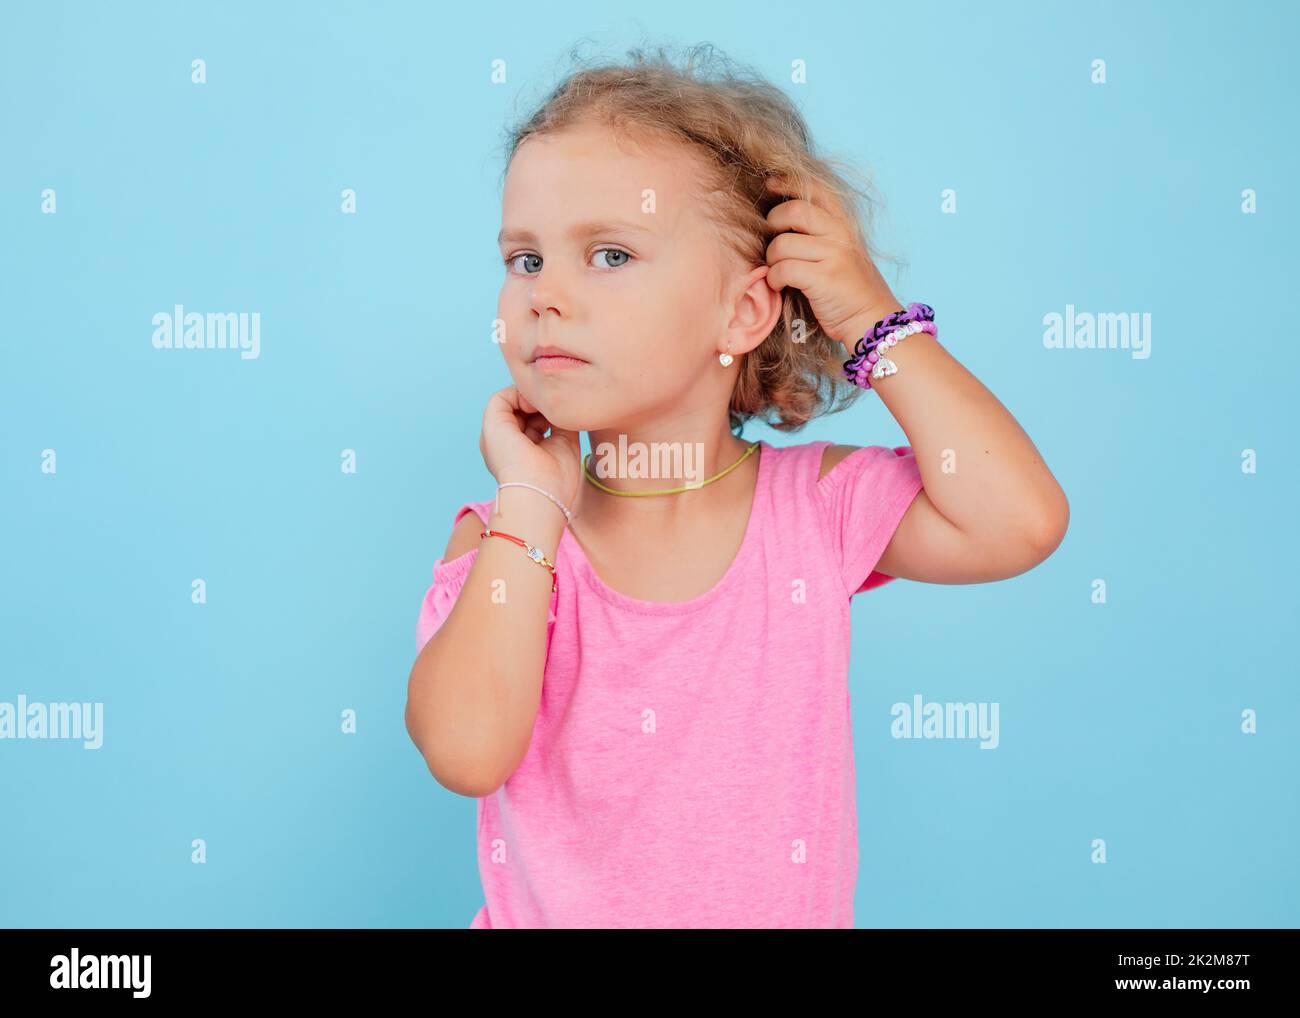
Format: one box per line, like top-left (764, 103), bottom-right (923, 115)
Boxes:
top-left (500, 122), bottom-right (709, 236)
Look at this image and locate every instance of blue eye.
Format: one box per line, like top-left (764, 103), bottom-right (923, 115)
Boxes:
top-left (507, 253), bottom-right (543, 275)
top-left (591, 248), bottom-right (631, 269)
top-left (504, 248), bottom-right (633, 275)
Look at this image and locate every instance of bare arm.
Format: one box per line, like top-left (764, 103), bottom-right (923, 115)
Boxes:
top-left (825, 312), bottom-right (1070, 586)
top-left (759, 174), bottom-right (1070, 586)
top-left (405, 488), bottom-right (565, 797)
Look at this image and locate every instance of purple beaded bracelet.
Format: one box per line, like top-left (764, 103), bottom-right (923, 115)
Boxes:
top-left (843, 301), bottom-right (936, 389)
top-left (849, 321), bottom-right (938, 387)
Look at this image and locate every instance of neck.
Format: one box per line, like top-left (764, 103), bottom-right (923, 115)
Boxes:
top-left (571, 425), bottom-right (756, 524)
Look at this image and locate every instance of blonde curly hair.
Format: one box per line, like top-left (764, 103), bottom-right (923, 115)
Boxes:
top-left (496, 39), bottom-right (902, 434)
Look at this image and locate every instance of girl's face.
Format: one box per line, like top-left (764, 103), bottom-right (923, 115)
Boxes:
top-left (496, 120), bottom-right (777, 433)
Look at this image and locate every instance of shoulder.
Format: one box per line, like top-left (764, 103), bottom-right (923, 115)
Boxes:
top-left (759, 440), bottom-right (866, 487)
top-left (443, 510), bottom-right (484, 561)
top-left (818, 444), bottom-right (864, 481)
top-left (441, 500), bottom-right (494, 562)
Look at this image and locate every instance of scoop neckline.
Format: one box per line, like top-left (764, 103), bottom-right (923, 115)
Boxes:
top-left (559, 439), bottom-right (769, 616)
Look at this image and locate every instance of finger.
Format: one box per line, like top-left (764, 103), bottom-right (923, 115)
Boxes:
top-left (765, 256), bottom-right (821, 294)
top-left (544, 423), bottom-right (581, 456)
top-left (766, 230), bottom-right (833, 267)
top-left (518, 411), bottom-right (552, 436)
top-left (765, 173), bottom-right (849, 218)
top-left (487, 385), bottom-right (521, 416)
top-left (766, 196), bottom-right (844, 240)
top-left (490, 386), bottom-right (543, 426)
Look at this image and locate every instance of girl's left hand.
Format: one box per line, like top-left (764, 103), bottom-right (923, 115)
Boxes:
top-left (762, 174), bottom-right (903, 350)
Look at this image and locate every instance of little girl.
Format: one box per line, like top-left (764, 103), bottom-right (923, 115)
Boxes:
top-left (406, 44), bottom-right (1069, 929)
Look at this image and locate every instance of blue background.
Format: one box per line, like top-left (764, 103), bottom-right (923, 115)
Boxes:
top-left (2, 0), bottom-right (1297, 928)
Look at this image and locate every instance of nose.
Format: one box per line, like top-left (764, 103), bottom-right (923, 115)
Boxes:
top-left (526, 267), bottom-right (568, 320)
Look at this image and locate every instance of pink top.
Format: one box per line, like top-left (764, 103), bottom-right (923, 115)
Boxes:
top-left (415, 438), bottom-right (924, 928)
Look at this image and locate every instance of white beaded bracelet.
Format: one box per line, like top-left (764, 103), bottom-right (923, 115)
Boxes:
top-left (494, 482), bottom-right (573, 524)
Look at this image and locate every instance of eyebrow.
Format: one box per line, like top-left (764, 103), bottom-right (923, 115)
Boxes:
top-left (497, 219), bottom-right (655, 246)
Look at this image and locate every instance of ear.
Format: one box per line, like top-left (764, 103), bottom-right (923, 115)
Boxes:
top-left (724, 264), bottom-right (784, 356)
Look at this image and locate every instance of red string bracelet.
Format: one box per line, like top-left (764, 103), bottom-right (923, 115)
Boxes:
top-left (480, 529), bottom-right (558, 592)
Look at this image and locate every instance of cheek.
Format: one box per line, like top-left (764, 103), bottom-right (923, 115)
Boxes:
top-left (497, 294), bottom-right (533, 357)
top-left (613, 279), bottom-right (713, 382)
top-left (619, 347), bottom-right (691, 395)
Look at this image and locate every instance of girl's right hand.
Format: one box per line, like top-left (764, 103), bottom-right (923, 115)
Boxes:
top-left (480, 385), bottom-right (583, 512)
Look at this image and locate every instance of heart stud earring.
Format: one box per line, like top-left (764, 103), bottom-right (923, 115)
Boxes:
top-left (719, 350), bottom-right (733, 367)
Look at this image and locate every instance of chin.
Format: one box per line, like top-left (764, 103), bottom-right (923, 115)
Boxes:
top-left (514, 369), bottom-right (629, 432)
top-left (540, 407), bottom-right (598, 432)
top-left (526, 395), bottom-right (610, 434)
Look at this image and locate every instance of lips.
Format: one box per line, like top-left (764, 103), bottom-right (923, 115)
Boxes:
top-left (529, 344), bottom-right (588, 363)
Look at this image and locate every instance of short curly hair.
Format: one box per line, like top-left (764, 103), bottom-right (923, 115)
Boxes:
top-left (496, 39), bottom-right (903, 434)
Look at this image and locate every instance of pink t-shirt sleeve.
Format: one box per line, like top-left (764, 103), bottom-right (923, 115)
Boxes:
top-left (814, 444), bottom-right (925, 597)
top-left (416, 547), bottom-right (478, 656)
